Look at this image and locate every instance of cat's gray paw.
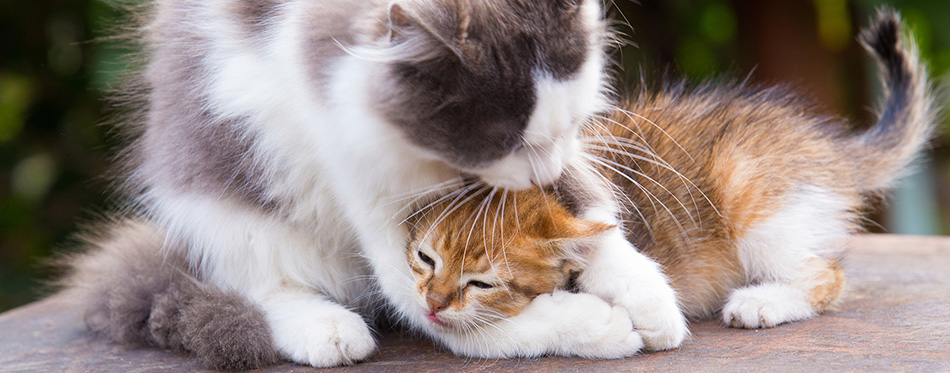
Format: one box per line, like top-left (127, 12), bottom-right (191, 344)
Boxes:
top-left (722, 284), bottom-right (817, 329)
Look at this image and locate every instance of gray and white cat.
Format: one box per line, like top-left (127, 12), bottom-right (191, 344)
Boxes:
top-left (63, 0), bottom-right (687, 368)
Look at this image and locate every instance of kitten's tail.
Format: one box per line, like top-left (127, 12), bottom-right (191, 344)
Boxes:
top-left (57, 219), bottom-right (282, 370)
top-left (852, 9), bottom-right (938, 189)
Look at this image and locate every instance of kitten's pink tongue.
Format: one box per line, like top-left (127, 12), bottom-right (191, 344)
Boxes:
top-left (427, 313), bottom-right (447, 327)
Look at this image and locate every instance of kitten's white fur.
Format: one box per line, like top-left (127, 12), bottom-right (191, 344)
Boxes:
top-left (725, 186), bottom-right (850, 328)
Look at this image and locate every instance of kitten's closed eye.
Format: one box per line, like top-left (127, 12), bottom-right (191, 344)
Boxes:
top-left (467, 280), bottom-right (493, 289)
top-left (418, 251), bottom-right (435, 267)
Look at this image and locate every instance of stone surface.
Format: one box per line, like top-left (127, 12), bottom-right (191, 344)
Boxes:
top-left (2, 234), bottom-right (948, 372)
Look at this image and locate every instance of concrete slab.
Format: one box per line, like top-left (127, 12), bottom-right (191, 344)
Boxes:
top-left (2, 234), bottom-right (948, 371)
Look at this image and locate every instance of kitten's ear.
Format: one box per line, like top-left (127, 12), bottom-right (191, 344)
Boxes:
top-left (547, 219), bottom-right (615, 242)
top-left (544, 219), bottom-right (613, 261)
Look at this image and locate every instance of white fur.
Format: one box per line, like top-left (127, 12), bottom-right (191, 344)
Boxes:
top-left (577, 228), bottom-right (688, 350)
top-left (724, 185), bottom-right (850, 328)
top-left (473, 13), bottom-right (610, 190)
top-left (433, 291), bottom-right (644, 359)
top-left (140, 0), bottom-right (682, 365)
top-left (723, 284), bottom-right (816, 329)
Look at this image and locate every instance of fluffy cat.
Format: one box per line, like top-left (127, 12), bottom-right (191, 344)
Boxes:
top-left (62, 0), bottom-right (688, 368)
top-left (407, 10), bottom-right (936, 329)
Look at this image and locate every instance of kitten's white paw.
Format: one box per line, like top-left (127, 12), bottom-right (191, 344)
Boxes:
top-left (722, 284), bottom-right (817, 329)
top-left (276, 309), bottom-right (377, 367)
top-left (539, 292), bottom-right (644, 358)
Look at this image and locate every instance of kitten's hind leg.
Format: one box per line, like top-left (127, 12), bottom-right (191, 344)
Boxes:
top-left (259, 290), bottom-right (376, 367)
top-left (723, 258), bottom-right (845, 328)
top-left (722, 186), bottom-right (850, 329)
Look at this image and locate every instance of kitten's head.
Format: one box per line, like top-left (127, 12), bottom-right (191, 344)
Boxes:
top-left (369, 0), bottom-right (609, 190)
top-left (406, 189), bottom-right (612, 330)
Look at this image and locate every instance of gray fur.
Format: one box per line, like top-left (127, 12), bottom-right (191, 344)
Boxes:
top-left (377, 1), bottom-right (599, 169)
top-left (61, 220), bottom-right (282, 370)
top-left (852, 9), bottom-right (937, 189)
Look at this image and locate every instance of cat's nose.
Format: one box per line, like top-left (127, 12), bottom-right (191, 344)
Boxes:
top-left (426, 294), bottom-right (449, 313)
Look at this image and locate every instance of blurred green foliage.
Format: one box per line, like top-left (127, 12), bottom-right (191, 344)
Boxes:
top-left (1, 0), bottom-right (948, 312)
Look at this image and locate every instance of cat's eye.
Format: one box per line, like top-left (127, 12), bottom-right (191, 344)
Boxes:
top-left (417, 251), bottom-right (435, 267)
top-left (467, 280), bottom-right (494, 289)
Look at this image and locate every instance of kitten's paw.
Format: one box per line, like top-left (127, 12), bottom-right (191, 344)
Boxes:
top-left (276, 309), bottom-right (376, 367)
top-left (722, 284), bottom-right (817, 329)
top-left (540, 292), bottom-right (644, 358)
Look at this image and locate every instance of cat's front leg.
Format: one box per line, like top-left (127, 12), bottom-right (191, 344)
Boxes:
top-left (577, 229), bottom-right (688, 351)
top-left (434, 291), bottom-right (643, 359)
top-left (258, 290), bottom-right (376, 367)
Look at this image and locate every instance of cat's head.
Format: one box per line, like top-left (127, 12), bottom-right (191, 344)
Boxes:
top-left (406, 189), bottom-right (612, 329)
top-left (366, 0), bottom-right (609, 190)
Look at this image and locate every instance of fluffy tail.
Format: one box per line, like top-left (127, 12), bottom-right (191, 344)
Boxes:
top-left (58, 219), bottom-right (281, 370)
top-left (852, 9), bottom-right (938, 189)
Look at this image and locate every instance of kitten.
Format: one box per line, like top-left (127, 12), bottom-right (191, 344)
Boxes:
top-left (404, 189), bottom-right (641, 359)
top-left (63, 0), bottom-right (688, 368)
top-left (409, 10), bottom-right (936, 330)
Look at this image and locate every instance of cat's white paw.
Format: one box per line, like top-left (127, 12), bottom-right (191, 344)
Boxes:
top-left (537, 292), bottom-right (644, 358)
top-left (612, 291), bottom-right (688, 351)
top-left (268, 300), bottom-right (377, 368)
top-left (722, 284), bottom-right (817, 329)
top-left (290, 311), bottom-right (376, 367)
top-left (580, 231), bottom-right (688, 351)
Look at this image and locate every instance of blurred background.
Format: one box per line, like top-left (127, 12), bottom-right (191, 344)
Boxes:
top-left (0, 0), bottom-right (947, 312)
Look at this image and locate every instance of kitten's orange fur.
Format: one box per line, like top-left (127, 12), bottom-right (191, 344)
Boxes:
top-left (407, 190), bottom-right (611, 328)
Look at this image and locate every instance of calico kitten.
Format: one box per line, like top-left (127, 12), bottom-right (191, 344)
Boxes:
top-left (404, 189), bottom-right (652, 358)
top-left (410, 10), bottom-right (936, 329)
top-left (406, 189), bottom-right (609, 326)
top-left (64, 0), bottom-right (688, 368)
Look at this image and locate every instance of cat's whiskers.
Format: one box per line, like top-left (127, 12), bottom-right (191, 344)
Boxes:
top-left (524, 145), bottom-right (558, 228)
top-left (496, 189), bottom-right (514, 278)
top-left (418, 183), bottom-right (488, 248)
top-left (400, 187), bottom-right (468, 228)
top-left (386, 176), bottom-right (466, 219)
top-left (582, 153), bottom-right (689, 237)
top-left (586, 150), bottom-right (698, 226)
top-left (592, 114), bottom-right (669, 178)
top-left (587, 141), bottom-right (721, 220)
top-left (614, 106), bottom-right (695, 162)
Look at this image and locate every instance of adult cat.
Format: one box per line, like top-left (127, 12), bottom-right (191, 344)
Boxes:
top-left (64, 0), bottom-right (685, 368)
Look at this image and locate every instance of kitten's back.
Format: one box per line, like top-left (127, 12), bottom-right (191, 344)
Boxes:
top-left (594, 10), bottom-right (936, 318)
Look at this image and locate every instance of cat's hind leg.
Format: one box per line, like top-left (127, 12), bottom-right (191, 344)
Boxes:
top-left (723, 258), bottom-right (845, 328)
top-left (722, 186), bottom-right (850, 329)
top-left (259, 291), bottom-right (377, 367)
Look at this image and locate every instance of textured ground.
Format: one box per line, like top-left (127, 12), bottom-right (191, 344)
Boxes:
top-left (2, 234), bottom-right (948, 372)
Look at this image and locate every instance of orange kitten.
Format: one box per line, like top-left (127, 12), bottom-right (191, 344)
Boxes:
top-left (407, 190), bottom-right (612, 328)
top-left (409, 11), bottom-right (935, 331)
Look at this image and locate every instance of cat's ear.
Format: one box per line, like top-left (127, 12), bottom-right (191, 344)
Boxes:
top-left (556, 0), bottom-right (582, 12)
top-left (385, 3), bottom-right (460, 62)
top-left (388, 4), bottom-right (414, 39)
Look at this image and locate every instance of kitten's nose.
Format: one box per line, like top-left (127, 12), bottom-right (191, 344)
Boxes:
top-left (426, 294), bottom-right (449, 314)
